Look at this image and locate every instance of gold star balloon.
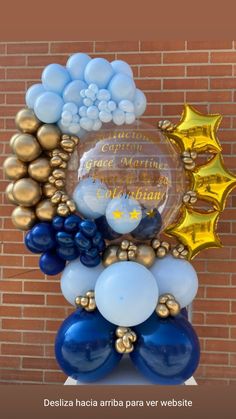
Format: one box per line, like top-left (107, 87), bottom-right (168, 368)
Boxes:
top-left (165, 207), bottom-right (222, 259)
top-left (166, 104), bottom-right (222, 153)
top-left (190, 153), bottom-right (236, 211)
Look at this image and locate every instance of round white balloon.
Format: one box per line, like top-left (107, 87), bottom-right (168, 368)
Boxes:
top-left (95, 261), bottom-right (159, 326)
top-left (61, 259), bottom-right (104, 306)
top-left (150, 255), bottom-right (198, 308)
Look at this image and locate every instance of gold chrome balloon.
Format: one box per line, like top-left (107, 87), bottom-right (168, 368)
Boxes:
top-left (102, 245), bottom-right (119, 267)
top-left (37, 124), bottom-right (61, 150)
top-left (5, 183), bottom-right (17, 204)
top-left (156, 294), bottom-right (181, 318)
top-left (42, 182), bottom-right (57, 198)
top-left (3, 156), bottom-right (27, 180)
top-left (115, 327), bottom-right (137, 354)
top-left (165, 206), bottom-right (221, 259)
top-left (15, 108), bottom-right (41, 134)
top-left (13, 133), bottom-right (41, 162)
top-left (12, 178), bottom-right (42, 206)
top-left (165, 104), bottom-right (222, 153)
top-left (135, 244), bottom-right (156, 268)
top-left (12, 206), bottom-right (36, 230)
top-left (35, 199), bottom-right (56, 221)
top-left (28, 157), bottom-right (52, 182)
top-left (9, 133), bottom-right (20, 150)
top-left (191, 153), bottom-right (236, 211)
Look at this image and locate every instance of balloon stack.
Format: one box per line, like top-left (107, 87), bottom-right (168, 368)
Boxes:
top-left (3, 52), bottom-right (236, 385)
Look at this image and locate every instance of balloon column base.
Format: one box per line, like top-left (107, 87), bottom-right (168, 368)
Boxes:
top-left (63, 356), bottom-right (197, 386)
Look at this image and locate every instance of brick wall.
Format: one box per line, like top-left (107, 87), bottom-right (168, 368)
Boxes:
top-left (0, 40), bottom-right (236, 385)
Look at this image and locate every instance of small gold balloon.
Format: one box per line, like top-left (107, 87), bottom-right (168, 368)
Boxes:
top-left (156, 304), bottom-right (169, 318)
top-left (102, 245), bottom-right (119, 267)
top-left (37, 124), bottom-right (61, 150)
top-left (5, 183), bottom-right (17, 204)
top-left (10, 133), bottom-right (20, 149)
top-left (12, 206), bottom-right (36, 230)
top-left (57, 203), bottom-right (70, 217)
top-left (3, 156), bottom-right (28, 180)
top-left (13, 133), bottom-right (42, 162)
top-left (117, 248), bottom-right (128, 261)
top-left (42, 183), bottom-right (57, 198)
top-left (35, 199), bottom-right (56, 221)
top-left (166, 299), bottom-right (181, 316)
top-left (28, 157), bottom-right (52, 182)
top-left (135, 244), bottom-right (156, 268)
top-left (13, 178), bottom-right (42, 206)
top-left (15, 108), bottom-right (41, 134)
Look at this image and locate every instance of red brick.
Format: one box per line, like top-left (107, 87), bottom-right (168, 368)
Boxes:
top-left (50, 42), bottom-right (93, 54)
top-left (205, 340), bottom-right (236, 352)
top-left (46, 320), bottom-right (62, 331)
top-left (23, 332), bottom-right (55, 344)
top-left (136, 79), bottom-right (161, 90)
top-left (0, 306), bottom-right (22, 317)
top-left (6, 68), bottom-right (41, 80)
top-left (95, 41), bottom-right (139, 52)
top-left (0, 331), bottom-right (21, 342)
top-left (24, 281), bottom-right (60, 293)
top-left (0, 55), bottom-right (26, 66)
top-left (205, 366), bottom-right (236, 379)
top-left (22, 357), bottom-right (58, 370)
top-left (210, 78), bottom-right (236, 89)
top-left (0, 356), bottom-right (21, 368)
top-left (46, 295), bottom-right (68, 306)
top-left (140, 41), bottom-right (185, 51)
top-left (164, 78), bottom-right (208, 90)
top-left (206, 313), bottom-right (236, 325)
top-left (193, 300), bottom-right (230, 312)
top-left (0, 369), bottom-right (43, 382)
top-left (140, 65), bottom-right (184, 77)
top-left (164, 52), bottom-right (208, 63)
top-left (7, 43), bottom-right (48, 54)
top-left (27, 54), bottom-right (66, 66)
top-left (117, 52), bottom-right (161, 65)
top-left (0, 280), bottom-right (22, 291)
top-left (186, 90), bottom-right (232, 102)
top-left (206, 287), bottom-right (236, 299)
top-left (44, 371), bottom-right (66, 384)
top-left (200, 352), bottom-right (229, 365)
top-left (1, 343), bottom-right (43, 356)
top-left (187, 65), bottom-right (232, 77)
top-left (3, 293), bottom-right (44, 305)
top-left (195, 326), bottom-right (229, 339)
top-left (23, 306), bottom-right (66, 319)
top-left (211, 51), bottom-right (236, 63)
top-left (2, 318), bottom-right (44, 331)
top-left (187, 41), bottom-right (233, 50)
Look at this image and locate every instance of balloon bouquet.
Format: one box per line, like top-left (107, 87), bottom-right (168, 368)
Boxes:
top-left (3, 53), bottom-right (236, 385)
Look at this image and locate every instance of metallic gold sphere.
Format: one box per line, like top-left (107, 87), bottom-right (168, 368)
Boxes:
top-left (42, 183), bottom-right (57, 198)
top-left (135, 245), bottom-right (156, 268)
top-left (3, 156), bottom-right (28, 180)
top-left (35, 199), bottom-right (56, 221)
top-left (37, 124), bottom-right (61, 150)
top-left (12, 206), bottom-right (36, 230)
top-left (12, 178), bottom-right (42, 207)
top-left (102, 245), bottom-right (119, 267)
top-left (15, 108), bottom-right (41, 134)
top-left (166, 299), bottom-right (181, 316)
top-left (156, 304), bottom-right (169, 318)
top-left (13, 133), bottom-right (42, 162)
top-left (57, 203), bottom-right (70, 217)
top-left (10, 133), bottom-right (20, 150)
top-left (5, 183), bottom-right (17, 204)
top-left (28, 157), bottom-right (52, 182)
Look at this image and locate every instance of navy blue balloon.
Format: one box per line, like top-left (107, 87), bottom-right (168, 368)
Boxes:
top-left (64, 214), bottom-right (82, 233)
top-left (131, 208), bottom-right (162, 240)
top-left (95, 216), bottom-right (121, 241)
top-left (56, 231), bottom-right (74, 247)
top-left (80, 253), bottom-right (101, 267)
top-left (39, 250), bottom-right (66, 275)
top-left (75, 232), bottom-right (91, 251)
top-left (56, 246), bottom-right (80, 261)
top-left (130, 313), bottom-right (200, 385)
top-left (80, 220), bottom-right (97, 238)
top-left (55, 308), bottom-right (122, 382)
top-left (181, 307), bottom-right (188, 319)
top-left (30, 223), bottom-right (56, 251)
top-left (52, 216), bottom-right (65, 231)
top-left (25, 231), bottom-right (43, 253)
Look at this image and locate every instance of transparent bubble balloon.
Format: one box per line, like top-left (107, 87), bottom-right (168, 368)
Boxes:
top-left (66, 121), bottom-right (185, 241)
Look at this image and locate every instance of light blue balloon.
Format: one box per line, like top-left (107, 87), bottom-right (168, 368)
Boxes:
top-left (99, 110), bottom-right (112, 123)
top-left (87, 106), bottom-right (99, 120)
top-left (118, 99), bottom-right (134, 113)
top-left (107, 100), bottom-right (116, 111)
top-left (95, 261), bottom-right (159, 326)
top-left (111, 60), bottom-right (133, 78)
top-left (98, 100), bottom-right (108, 111)
top-left (61, 110), bottom-right (73, 122)
top-left (42, 64), bottom-right (71, 94)
top-left (150, 255), bottom-right (199, 308)
top-left (92, 119), bottom-right (102, 131)
top-left (61, 258), bottom-right (104, 306)
top-left (34, 92), bottom-right (64, 123)
top-left (108, 73), bottom-right (136, 102)
top-left (84, 58), bottom-right (114, 89)
top-left (68, 123), bottom-right (81, 134)
top-left (105, 195), bottom-right (142, 234)
top-left (58, 119), bottom-right (71, 133)
top-left (63, 102), bottom-right (78, 115)
top-left (88, 83), bottom-right (99, 94)
top-left (66, 53), bottom-right (91, 80)
top-left (79, 106), bottom-right (88, 117)
top-left (80, 117), bottom-right (93, 131)
top-left (133, 88), bottom-right (147, 117)
top-left (125, 112), bottom-right (136, 124)
top-left (63, 80), bottom-right (87, 106)
top-left (97, 89), bottom-right (111, 101)
top-left (73, 178), bottom-right (111, 218)
top-left (112, 108), bottom-right (125, 126)
top-left (25, 83), bottom-right (45, 109)
top-left (83, 98), bottom-right (93, 107)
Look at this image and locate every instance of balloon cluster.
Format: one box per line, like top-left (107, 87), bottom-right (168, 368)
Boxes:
top-left (25, 216), bottom-right (106, 274)
top-left (26, 53), bottom-right (147, 136)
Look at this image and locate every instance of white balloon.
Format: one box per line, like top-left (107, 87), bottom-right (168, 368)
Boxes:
top-left (80, 117), bottom-right (94, 131)
top-left (87, 105), bottom-right (99, 120)
top-left (99, 110), bottom-right (112, 123)
top-left (95, 261), bottom-right (159, 326)
top-left (125, 112), bottom-right (136, 124)
top-left (61, 110), bottom-right (72, 122)
top-left (80, 89), bottom-right (86, 98)
top-left (68, 123), bottom-right (81, 134)
top-left (97, 89), bottom-right (111, 101)
top-left (88, 83), bottom-right (99, 94)
top-left (150, 255), bottom-right (199, 308)
top-left (112, 108), bottom-right (125, 125)
top-left (63, 102), bottom-right (78, 115)
top-left (133, 89), bottom-right (147, 117)
top-left (83, 97), bottom-right (93, 107)
top-left (107, 100), bottom-right (116, 111)
top-left (61, 259), bottom-right (104, 306)
top-left (98, 100), bottom-right (108, 111)
top-left (79, 106), bottom-right (88, 117)
top-left (72, 114), bottom-right (79, 123)
top-left (92, 119), bottom-right (102, 131)
top-left (111, 60), bottom-right (133, 78)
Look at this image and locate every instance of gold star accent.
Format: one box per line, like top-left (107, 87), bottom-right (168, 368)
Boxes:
top-left (165, 207), bottom-right (221, 260)
top-left (191, 153), bottom-right (236, 211)
top-left (146, 209), bottom-right (156, 218)
top-left (129, 209), bottom-right (141, 219)
top-left (112, 210), bottom-right (124, 219)
top-left (165, 104), bottom-right (222, 153)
